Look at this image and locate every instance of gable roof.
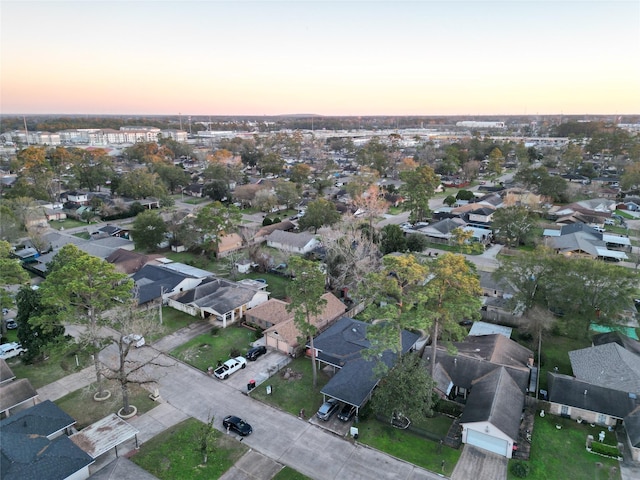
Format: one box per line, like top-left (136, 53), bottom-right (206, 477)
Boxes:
top-left (447, 334), bottom-right (533, 369)
top-left (569, 343), bottom-right (640, 394)
top-left (263, 293), bottom-right (347, 347)
top-left (548, 372), bottom-right (640, 419)
top-left (317, 317), bottom-right (420, 407)
top-left (478, 271), bottom-right (516, 296)
top-left (247, 298), bottom-right (293, 325)
top-left (0, 358), bottom-right (16, 384)
top-left (105, 248), bottom-right (155, 274)
top-left (0, 401), bottom-right (93, 480)
top-left (266, 230), bottom-right (317, 249)
top-left (132, 264), bottom-right (197, 304)
top-left (1, 400), bottom-right (75, 437)
top-left (460, 367), bottom-right (525, 441)
top-left (0, 378), bottom-right (38, 413)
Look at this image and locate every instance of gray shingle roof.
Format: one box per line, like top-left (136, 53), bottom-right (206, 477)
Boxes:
top-left (132, 264), bottom-right (195, 304)
top-left (460, 367), bottom-right (525, 441)
top-left (266, 230), bottom-right (316, 249)
top-left (172, 277), bottom-right (258, 314)
top-left (569, 343), bottom-right (640, 394)
top-left (548, 373), bottom-right (640, 419)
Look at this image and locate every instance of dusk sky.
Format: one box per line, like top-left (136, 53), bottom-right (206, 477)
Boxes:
top-left (2, 0), bottom-right (639, 116)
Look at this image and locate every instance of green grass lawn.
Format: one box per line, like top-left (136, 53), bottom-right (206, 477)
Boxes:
top-left (170, 326), bottom-right (260, 372)
top-left (250, 357), bottom-right (329, 417)
top-left (131, 418), bottom-right (248, 480)
top-left (55, 380), bottom-right (157, 429)
top-left (241, 271), bottom-right (292, 300)
top-left (9, 344), bottom-right (95, 389)
top-left (513, 331), bottom-right (591, 392)
top-left (507, 413), bottom-right (621, 480)
top-left (154, 307), bottom-right (202, 340)
top-left (49, 218), bottom-right (89, 230)
top-left (356, 417), bottom-right (461, 476)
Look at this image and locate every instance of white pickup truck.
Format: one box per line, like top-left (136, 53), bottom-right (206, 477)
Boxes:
top-left (214, 356), bottom-right (247, 380)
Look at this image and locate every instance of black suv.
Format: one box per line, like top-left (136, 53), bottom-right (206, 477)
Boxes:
top-left (223, 415), bottom-right (253, 436)
top-left (246, 345), bottom-right (267, 361)
top-left (337, 404), bottom-right (356, 422)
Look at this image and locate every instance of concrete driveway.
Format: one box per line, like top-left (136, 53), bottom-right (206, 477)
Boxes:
top-left (451, 445), bottom-right (507, 480)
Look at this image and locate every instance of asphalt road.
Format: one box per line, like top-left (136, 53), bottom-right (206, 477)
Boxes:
top-left (119, 344), bottom-right (446, 480)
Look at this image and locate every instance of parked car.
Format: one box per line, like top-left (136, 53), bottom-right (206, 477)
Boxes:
top-left (5, 319), bottom-right (18, 330)
top-left (246, 345), bottom-right (267, 361)
top-left (223, 415), bottom-right (253, 436)
top-left (316, 398), bottom-right (340, 421)
top-left (0, 342), bottom-right (26, 360)
top-left (123, 334), bottom-right (145, 348)
top-left (214, 356), bottom-right (247, 379)
top-left (337, 404), bottom-right (357, 422)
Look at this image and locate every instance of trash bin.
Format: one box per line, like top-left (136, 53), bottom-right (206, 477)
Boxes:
top-left (247, 380), bottom-right (256, 392)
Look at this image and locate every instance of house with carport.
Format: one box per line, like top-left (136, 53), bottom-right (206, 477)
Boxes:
top-left (311, 317), bottom-right (420, 418)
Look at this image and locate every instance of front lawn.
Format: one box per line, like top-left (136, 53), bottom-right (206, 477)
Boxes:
top-left (55, 380), bottom-right (157, 429)
top-left (49, 218), bottom-right (89, 230)
top-left (272, 467), bottom-right (312, 480)
top-left (10, 343), bottom-right (95, 389)
top-left (131, 417), bottom-right (248, 480)
top-left (508, 413), bottom-right (621, 480)
top-left (170, 326), bottom-right (259, 372)
top-left (250, 357), bottom-right (329, 417)
top-left (356, 417), bottom-right (461, 475)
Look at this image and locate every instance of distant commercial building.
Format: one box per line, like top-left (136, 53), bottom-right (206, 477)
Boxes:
top-left (456, 121), bottom-right (506, 129)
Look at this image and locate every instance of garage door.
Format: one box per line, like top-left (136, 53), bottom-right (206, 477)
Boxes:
top-left (466, 429), bottom-right (508, 457)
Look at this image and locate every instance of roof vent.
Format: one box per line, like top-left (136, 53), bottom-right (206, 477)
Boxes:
top-left (584, 390), bottom-right (588, 395)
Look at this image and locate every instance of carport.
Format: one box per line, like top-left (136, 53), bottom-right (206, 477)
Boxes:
top-left (70, 413), bottom-right (139, 460)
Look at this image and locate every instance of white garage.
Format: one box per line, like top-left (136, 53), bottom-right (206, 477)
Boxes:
top-left (465, 428), bottom-right (510, 457)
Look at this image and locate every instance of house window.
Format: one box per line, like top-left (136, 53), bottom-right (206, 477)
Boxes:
top-left (561, 405), bottom-right (570, 417)
top-left (597, 413), bottom-right (607, 424)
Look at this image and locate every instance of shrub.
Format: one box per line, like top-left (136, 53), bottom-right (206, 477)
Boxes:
top-left (272, 216), bottom-right (281, 224)
top-left (511, 460), bottom-right (531, 478)
top-left (210, 326), bottom-right (221, 336)
top-left (590, 441), bottom-right (620, 458)
top-left (434, 399), bottom-right (463, 417)
top-left (229, 347), bottom-right (241, 358)
top-left (262, 217), bottom-right (273, 226)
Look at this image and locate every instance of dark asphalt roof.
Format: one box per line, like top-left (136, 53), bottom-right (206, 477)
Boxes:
top-left (548, 372), bottom-right (640, 420)
top-left (132, 264), bottom-right (194, 304)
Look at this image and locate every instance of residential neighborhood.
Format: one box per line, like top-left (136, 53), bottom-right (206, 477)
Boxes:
top-left (1, 115), bottom-right (640, 480)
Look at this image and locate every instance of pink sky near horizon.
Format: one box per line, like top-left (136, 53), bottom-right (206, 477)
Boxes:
top-left (2, 1), bottom-right (640, 116)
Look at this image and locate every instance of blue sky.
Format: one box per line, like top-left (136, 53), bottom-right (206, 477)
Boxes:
top-left (2, 0), bottom-right (639, 115)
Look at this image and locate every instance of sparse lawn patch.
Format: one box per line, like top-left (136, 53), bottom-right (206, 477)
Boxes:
top-left (272, 467), bottom-right (312, 480)
top-left (55, 380), bottom-right (157, 429)
top-left (152, 307), bottom-right (202, 341)
top-left (250, 357), bottom-right (329, 417)
top-left (508, 413), bottom-right (621, 480)
top-left (356, 417), bottom-right (461, 475)
top-left (73, 231), bottom-right (91, 240)
top-left (170, 326), bottom-right (258, 372)
top-left (131, 417), bottom-right (248, 480)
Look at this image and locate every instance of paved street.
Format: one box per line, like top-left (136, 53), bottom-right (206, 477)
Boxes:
top-left (38, 325), bottom-right (448, 480)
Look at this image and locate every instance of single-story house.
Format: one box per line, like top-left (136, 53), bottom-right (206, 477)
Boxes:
top-left (547, 372), bottom-right (640, 428)
top-left (132, 263), bottom-right (206, 305)
top-left (0, 378), bottom-right (39, 418)
top-left (569, 342), bottom-right (640, 394)
top-left (260, 293), bottom-right (347, 355)
top-left (0, 400), bottom-right (94, 480)
top-left (167, 277), bottom-right (269, 327)
top-left (313, 317), bottom-right (420, 415)
top-left (424, 334), bottom-right (535, 458)
top-left (265, 230), bottom-right (319, 254)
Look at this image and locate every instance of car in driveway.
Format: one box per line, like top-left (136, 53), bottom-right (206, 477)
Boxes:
top-left (246, 345), bottom-right (267, 361)
top-left (214, 356), bottom-right (247, 379)
top-left (223, 415), bottom-right (252, 436)
top-left (337, 404), bottom-right (357, 422)
top-left (316, 398), bottom-right (340, 421)
top-left (5, 318), bottom-right (17, 330)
